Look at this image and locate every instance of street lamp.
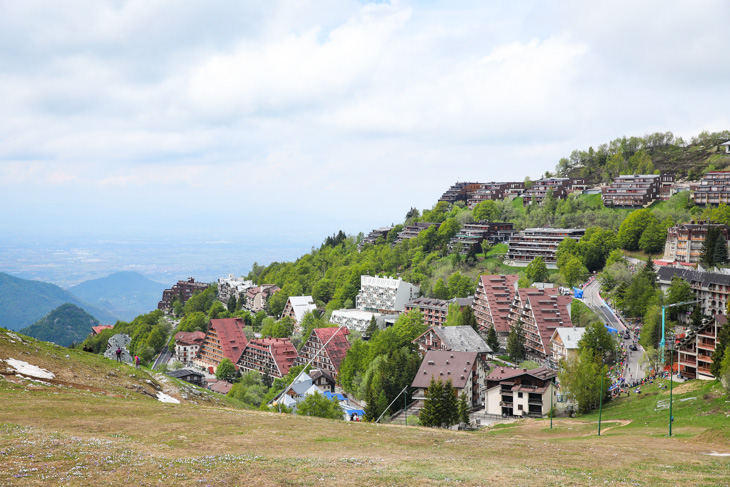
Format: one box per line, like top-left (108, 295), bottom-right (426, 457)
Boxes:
top-left (660, 300), bottom-right (701, 363)
top-left (550, 375), bottom-right (554, 429)
top-left (668, 334), bottom-right (675, 437)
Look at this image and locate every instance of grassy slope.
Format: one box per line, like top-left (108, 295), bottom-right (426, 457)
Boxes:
top-left (1, 329), bottom-right (729, 486)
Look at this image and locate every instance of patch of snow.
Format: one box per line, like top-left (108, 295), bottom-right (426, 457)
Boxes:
top-left (4, 358), bottom-right (55, 379)
top-left (703, 452), bottom-right (730, 457)
top-left (156, 391), bottom-right (180, 404)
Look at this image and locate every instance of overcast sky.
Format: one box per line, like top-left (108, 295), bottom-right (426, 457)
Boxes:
top-left (1, 0), bottom-right (729, 245)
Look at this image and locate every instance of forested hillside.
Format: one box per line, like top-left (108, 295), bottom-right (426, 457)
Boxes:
top-left (69, 271), bottom-right (166, 321)
top-left (19, 303), bottom-right (100, 347)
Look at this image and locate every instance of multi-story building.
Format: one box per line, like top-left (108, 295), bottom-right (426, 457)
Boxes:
top-left (692, 171), bottom-right (730, 206)
top-left (663, 222), bottom-right (730, 265)
top-left (411, 350), bottom-right (489, 410)
top-left (448, 221), bottom-right (514, 255)
top-left (294, 327), bottom-right (351, 379)
top-left (549, 327), bottom-right (586, 369)
top-left (394, 222), bottom-right (438, 245)
top-left (356, 275), bottom-right (420, 313)
top-left (244, 284), bottom-right (281, 312)
top-left (676, 315), bottom-right (725, 380)
top-left (281, 296), bottom-right (317, 326)
top-left (193, 318), bottom-right (248, 372)
top-left (483, 366), bottom-right (557, 417)
top-left (359, 226), bottom-right (393, 249)
top-left (329, 309), bottom-right (382, 333)
top-left (158, 278), bottom-right (210, 312)
top-left (657, 267), bottom-right (730, 320)
top-left (217, 275), bottom-right (254, 304)
top-left (466, 182), bottom-right (509, 208)
top-left (601, 174), bottom-right (665, 208)
top-left (508, 288), bottom-right (573, 363)
top-left (174, 331), bottom-right (206, 365)
top-left (412, 325), bottom-right (492, 357)
top-left (522, 178), bottom-right (569, 206)
top-left (236, 337), bottom-right (298, 379)
top-left (506, 228), bottom-right (585, 267)
top-left (404, 296), bottom-right (473, 327)
top-left (473, 274), bottom-right (519, 348)
top-left (439, 182), bottom-right (483, 203)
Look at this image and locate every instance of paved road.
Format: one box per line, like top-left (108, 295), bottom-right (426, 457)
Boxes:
top-left (581, 279), bottom-right (645, 380)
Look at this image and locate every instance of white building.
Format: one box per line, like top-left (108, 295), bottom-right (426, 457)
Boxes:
top-left (550, 327), bottom-right (586, 368)
top-left (281, 296), bottom-right (317, 325)
top-left (217, 275), bottom-right (254, 304)
top-left (329, 309), bottom-right (383, 333)
top-left (355, 275), bottom-right (420, 313)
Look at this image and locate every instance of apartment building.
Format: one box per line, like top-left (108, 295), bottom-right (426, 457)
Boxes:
top-left (412, 325), bottom-right (492, 357)
top-left (236, 337), bottom-right (298, 379)
top-left (411, 350), bottom-right (489, 410)
top-left (473, 274), bottom-right (519, 348)
top-left (404, 296), bottom-right (473, 327)
top-left (359, 226), bottom-right (393, 249)
top-left (663, 222), bottom-right (730, 265)
top-left (158, 278), bottom-right (210, 312)
top-left (506, 228), bottom-right (585, 267)
top-left (174, 331), bottom-right (206, 365)
top-left (676, 315), bottom-right (725, 380)
top-left (294, 327), bottom-right (351, 379)
top-left (394, 222), bottom-right (438, 245)
top-left (439, 182), bottom-right (483, 203)
top-left (245, 284), bottom-right (281, 312)
top-left (217, 275), bottom-right (254, 304)
top-left (549, 327), bottom-right (586, 368)
top-left (657, 267), bottom-right (730, 320)
top-left (508, 288), bottom-right (573, 364)
top-left (355, 275), bottom-right (420, 313)
top-left (601, 174), bottom-right (663, 208)
top-left (448, 221), bottom-right (514, 255)
top-left (692, 171), bottom-right (730, 206)
top-left (484, 366), bottom-right (557, 418)
top-left (193, 318), bottom-right (248, 372)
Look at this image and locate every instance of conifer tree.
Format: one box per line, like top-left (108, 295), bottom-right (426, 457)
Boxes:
top-left (441, 378), bottom-right (459, 428)
top-left (458, 393), bottom-right (470, 425)
top-left (419, 378), bottom-right (438, 427)
top-left (376, 389), bottom-right (389, 420)
top-left (486, 325), bottom-right (500, 354)
top-left (701, 226), bottom-right (720, 269)
top-left (711, 319), bottom-right (730, 377)
top-left (462, 306), bottom-right (478, 332)
top-left (714, 233), bottom-right (728, 266)
top-left (507, 321), bottom-right (526, 362)
top-left (364, 385), bottom-right (378, 421)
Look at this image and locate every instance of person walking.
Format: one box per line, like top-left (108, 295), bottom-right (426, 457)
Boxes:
top-left (115, 347), bottom-right (122, 363)
top-left (135, 355), bottom-right (140, 369)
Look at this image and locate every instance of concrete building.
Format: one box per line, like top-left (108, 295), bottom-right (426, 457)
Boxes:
top-left (439, 182), bottom-right (483, 203)
top-left (473, 274), bottom-right (519, 349)
top-left (404, 296), bottom-right (473, 328)
top-left (158, 278), bottom-right (209, 312)
top-left (657, 267), bottom-right (730, 320)
top-left (356, 275), bottom-right (419, 313)
top-left (294, 327), bottom-right (351, 379)
top-left (508, 288), bottom-right (573, 363)
top-left (507, 228), bottom-right (585, 267)
top-left (244, 284), bottom-right (281, 313)
top-left (394, 222), bottom-right (438, 245)
top-left (359, 226), bottom-right (393, 249)
top-left (601, 174), bottom-right (671, 208)
top-left (411, 350), bottom-right (488, 410)
top-left (193, 318), bottom-right (248, 372)
top-left (676, 315), bottom-right (725, 380)
top-left (692, 171), bottom-right (730, 206)
top-left (412, 326), bottom-right (492, 358)
top-left (663, 222), bottom-right (730, 265)
top-left (484, 366), bottom-right (557, 417)
top-left (174, 331), bottom-right (206, 365)
top-left (448, 221), bottom-right (514, 255)
top-left (217, 275), bottom-right (254, 304)
top-left (328, 309), bottom-right (397, 333)
top-left (549, 327), bottom-right (586, 369)
top-left (237, 337), bottom-right (298, 379)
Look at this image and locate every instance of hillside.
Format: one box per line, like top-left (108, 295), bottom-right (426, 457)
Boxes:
top-left (19, 303), bottom-right (100, 347)
top-left (1, 328), bottom-right (728, 486)
top-left (0, 272), bottom-right (119, 330)
top-left (68, 271), bottom-right (167, 322)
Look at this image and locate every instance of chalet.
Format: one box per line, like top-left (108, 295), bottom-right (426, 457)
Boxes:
top-left (412, 326), bottom-right (492, 358)
top-left (167, 369), bottom-right (205, 387)
top-left (509, 288), bottom-right (573, 363)
top-left (550, 327), bottom-right (586, 368)
top-left (209, 380), bottom-right (233, 395)
top-left (473, 274), bottom-right (519, 348)
top-left (676, 314), bottom-right (725, 380)
top-left (310, 368), bottom-right (336, 392)
top-left (411, 350), bottom-right (488, 410)
top-left (294, 327), bottom-right (351, 379)
top-left (484, 366), bottom-right (557, 417)
top-left (174, 331), bottom-right (206, 364)
top-left (192, 318), bottom-right (248, 372)
top-left (237, 337), bottom-right (298, 378)
top-left (281, 296), bottom-right (317, 326)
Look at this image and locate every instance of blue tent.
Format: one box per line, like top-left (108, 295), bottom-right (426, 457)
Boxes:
top-left (573, 287), bottom-right (584, 298)
top-left (604, 324), bottom-right (619, 334)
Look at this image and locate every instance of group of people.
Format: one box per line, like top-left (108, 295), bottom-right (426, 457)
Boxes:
top-left (112, 346), bottom-right (141, 368)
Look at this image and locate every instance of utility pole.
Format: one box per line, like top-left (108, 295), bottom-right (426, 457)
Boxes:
top-left (660, 300), bottom-right (700, 364)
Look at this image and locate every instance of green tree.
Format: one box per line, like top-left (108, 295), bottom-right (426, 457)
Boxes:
top-left (444, 302), bottom-right (463, 327)
top-left (177, 311), bottom-right (207, 333)
top-left (296, 392), bottom-right (344, 420)
top-left (506, 321), bottom-right (526, 362)
top-left (577, 321), bottom-right (616, 360)
top-left (208, 300), bottom-right (227, 320)
top-left (638, 218), bottom-right (666, 254)
top-left (458, 393), bottom-right (470, 424)
top-left (227, 295), bottom-right (237, 313)
top-left (558, 348), bottom-right (610, 414)
top-left (714, 232), bottom-right (729, 266)
top-left (700, 226), bottom-right (721, 269)
top-left (440, 378), bottom-right (459, 428)
top-left (486, 325), bottom-right (500, 353)
top-left (640, 305), bottom-right (663, 350)
top-left (665, 276), bottom-right (694, 319)
top-left (562, 254), bottom-right (586, 287)
top-left (617, 209), bottom-right (655, 251)
top-left (418, 377), bottom-right (440, 427)
top-left (462, 306), bottom-right (478, 332)
top-left (433, 278), bottom-right (449, 299)
top-left (473, 200), bottom-right (500, 222)
top-left (215, 358), bottom-right (237, 382)
top-left (526, 256), bottom-right (549, 283)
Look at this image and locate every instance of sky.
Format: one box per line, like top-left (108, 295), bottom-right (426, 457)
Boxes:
top-left (1, 0), bottom-right (729, 247)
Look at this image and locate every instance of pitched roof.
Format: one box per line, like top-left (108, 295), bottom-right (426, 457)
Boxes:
top-left (476, 274), bottom-right (519, 333)
top-left (167, 369), bottom-right (204, 379)
top-left (245, 337), bottom-right (298, 376)
top-left (208, 318), bottom-right (248, 364)
top-left (309, 368), bottom-right (335, 384)
top-left (518, 288), bottom-right (573, 352)
top-left (285, 296), bottom-right (317, 322)
top-left (175, 331), bottom-right (206, 346)
top-left (312, 327), bottom-right (351, 372)
top-left (411, 350), bottom-right (479, 389)
top-left (91, 325), bottom-right (114, 335)
top-left (415, 326), bottom-right (492, 353)
top-left (552, 327), bottom-right (586, 350)
top-left (657, 266), bottom-right (730, 287)
top-left (210, 381), bottom-right (232, 394)
top-left (486, 366), bottom-right (556, 382)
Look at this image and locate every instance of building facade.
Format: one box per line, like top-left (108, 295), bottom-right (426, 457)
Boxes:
top-left (356, 275), bottom-right (420, 313)
top-left (193, 318), bottom-right (248, 372)
top-left (601, 174), bottom-right (665, 208)
top-left (549, 327), bottom-right (586, 369)
top-left (676, 315), bottom-right (725, 380)
top-left (394, 222), bottom-right (438, 245)
top-left (359, 226), bottom-right (393, 249)
top-left (158, 278), bottom-right (210, 312)
top-left (657, 267), bottom-right (730, 320)
top-left (174, 331), bottom-right (206, 365)
top-left (692, 171), bottom-right (730, 206)
top-left (484, 366), bottom-right (557, 417)
top-left (506, 228), bottom-right (585, 267)
top-left (237, 337), bottom-right (298, 378)
top-left (439, 182), bottom-right (483, 203)
top-left (281, 296), bottom-right (317, 325)
top-left (244, 284), bottom-right (281, 312)
top-left (217, 275), bottom-right (254, 304)
top-left (473, 274), bottom-right (519, 348)
top-left (448, 221), bottom-right (514, 255)
top-left (411, 350), bottom-right (488, 410)
top-left (412, 325), bottom-right (492, 358)
top-left (294, 327), bottom-right (351, 379)
top-left (404, 296), bottom-right (473, 327)
top-left (508, 288), bottom-right (573, 363)
top-left (663, 222), bottom-right (730, 265)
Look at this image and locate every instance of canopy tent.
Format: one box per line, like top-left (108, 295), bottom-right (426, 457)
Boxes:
top-left (573, 287), bottom-right (584, 298)
top-left (604, 324), bottom-right (619, 334)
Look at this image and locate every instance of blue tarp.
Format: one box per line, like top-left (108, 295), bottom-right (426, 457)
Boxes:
top-left (573, 287), bottom-right (583, 298)
top-left (324, 391), bottom-right (346, 402)
top-left (605, 324), bottom-right (619, 334)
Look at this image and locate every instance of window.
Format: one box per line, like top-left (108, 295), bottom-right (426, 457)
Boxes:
top-left (518, 392), bottom-right (523, 398)
top-left (518, 404), bottom-right (523, 411)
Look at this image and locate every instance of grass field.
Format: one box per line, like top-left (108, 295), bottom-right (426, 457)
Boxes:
top-left (1, 328), bottom-right (729, 486)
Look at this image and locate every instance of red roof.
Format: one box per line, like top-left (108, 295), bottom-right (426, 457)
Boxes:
top-left (476, 274), bottom-right (519, 333)
top-left (91, 325), bottom-right (114, 335)
top-left (207, 318), bottom-right (248, 364)
top-left (312, 327), bottom-right (351, 373)
top-left (174, 331), bottom-right (206, 346)
top-left (245, 337), bottom-right (298, 376)
top-left (210, 381), bottom-right (233, 394)
top-left (518, 288), bottom-right (573, 353)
